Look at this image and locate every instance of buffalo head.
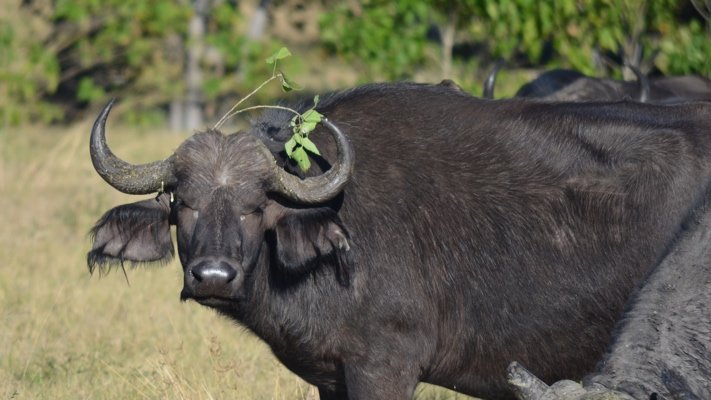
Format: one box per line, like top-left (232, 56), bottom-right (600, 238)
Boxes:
top-left (88, 100), bottom-right (354, 307)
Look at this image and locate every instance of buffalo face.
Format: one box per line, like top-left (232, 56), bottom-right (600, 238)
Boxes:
top-left (171, 132), bottom-right (275, 305)
top-left (87, 101), bottom-right (354, 308)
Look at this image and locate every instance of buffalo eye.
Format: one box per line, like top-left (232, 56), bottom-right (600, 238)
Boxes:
top-left (172, 200), bottom-right (199, 238)
top-left (169, 198), bottom-right (195, 223)
top-left (239, 206), bottom-right (264, 221)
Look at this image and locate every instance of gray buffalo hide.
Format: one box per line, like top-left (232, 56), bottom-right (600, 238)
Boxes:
top-left (508, 191), bottom-right (711, 399)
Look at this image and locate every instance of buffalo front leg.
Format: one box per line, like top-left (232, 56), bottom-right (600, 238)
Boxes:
top-left (342, 361), bottom-right (420, 400)
top-left (318, 386), bottom-right (348, 400)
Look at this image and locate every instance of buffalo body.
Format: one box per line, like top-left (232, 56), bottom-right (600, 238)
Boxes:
top-left (88, 83), bottom-right (711, 399)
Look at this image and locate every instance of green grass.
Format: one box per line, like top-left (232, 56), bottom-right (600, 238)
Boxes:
top-left (0, 122), bottom-right (474, 399)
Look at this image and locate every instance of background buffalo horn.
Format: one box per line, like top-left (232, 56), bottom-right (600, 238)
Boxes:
top-left (270, 118), bottom-right (354, 204)
top-left (627, 64), bottom-right (650, 103)
top-left (90, 99), bottom-right (176, 194)
top-left (483, 59), bottom-right (504, 99)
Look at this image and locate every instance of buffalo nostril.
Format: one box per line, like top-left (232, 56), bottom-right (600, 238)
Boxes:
top-left (191, 261), bottom-right (237, 284)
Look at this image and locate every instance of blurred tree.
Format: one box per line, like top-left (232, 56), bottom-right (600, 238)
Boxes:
top-left (467, 0), bottom-right (710, 77)
top-left (691, 0), bottom-right (710, 31)
top-left (5, 0), bottom-right (193, 125)
top-left (319, 0), bottom-right (432, 80)
top-left (0, 0), bottom-right (62, 126)
top-left (319, 0), bottom-right (710, 85)
top-left (657, 0), bottom-right (711, 75)
top-left (428, 0), bottom-right (480, 79)
top-left (184, 0), bottom-right (208, 131)
top-left (0, 0), bottom-right (287, 128)
top-left (248, 0), bottom-right (270, 40)
top-left (1, 0), bottom-right (709, 126)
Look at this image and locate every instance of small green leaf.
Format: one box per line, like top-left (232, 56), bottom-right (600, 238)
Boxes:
top-left (292, 132), bottom-right (304, 144)
top-left (266, 47), bottom-right (292, 64)
top-left (300, 137), bottom-right (321, 156)
top-left (279, 71), bottom-right (303, 92)
top-left (313, 94), bottom-right (320, 106)
top-left (292, 147), bottom-right (311, 172)
top-left (297, 158), bottom-right (311, 172)
top-left (285, 137), bottom-right (297, 157)
top-left (302, 108), bottom-right (323, 124)
top-left (300, 121), bottom-right (318, 135)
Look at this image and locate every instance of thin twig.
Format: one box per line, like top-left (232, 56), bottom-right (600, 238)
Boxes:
top-left (213, 74), bottom-right (281, 129)
top-left (219, 104), bottom-right (300, 126)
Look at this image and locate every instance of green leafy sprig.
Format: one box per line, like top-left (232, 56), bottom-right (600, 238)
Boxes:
top-left (285, 96), bottom-right (323, 172)
top-left (213, 47), bottom-right (323, 172)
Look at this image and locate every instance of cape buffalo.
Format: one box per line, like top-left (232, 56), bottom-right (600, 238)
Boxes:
top-left (480, 65), bottom-right (648, 102)
top-left (512, 67), bottom-right (711, 104)
top-left (508, 190), bottom-right (711, 400)
top-left (514, 68), bottom-right (648, 102)
top-left (644, 75), bottom-right (711, 104)
top-left (88, 83), bottom-right (711, 399)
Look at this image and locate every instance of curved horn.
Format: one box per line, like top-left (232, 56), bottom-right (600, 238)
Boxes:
top-left (627, 64), bottom-right (650, 103)
top-left (483, 59), bottom-right (504, 99)
top-left (90, 99), bottom-right (176, 194)
top-left (269, 118), bottom-right (354, 204)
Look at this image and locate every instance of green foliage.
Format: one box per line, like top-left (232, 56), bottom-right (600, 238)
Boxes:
top-left (659, 19), bottom-right (711, 75)
top-left (319, 0), bottom-right (708, 81)
top-left (467, 0), bottom-right (708, 76)
top-left (319, 0), bottom-right (432, 80)
top-left (0, 10), bottom-right (62, 126)
top-left (0, 0), bottom-right (709, 126)
top-left (76, 77), bottom-right (105, 103)
top-left (0, 0), bottom-right (193, 126)
top-left (266, 47), bottom-right (292, 65)
top-left (53, 0), bottom-right (191, 114)
top-left (279, 71), bottom-right (303, 92)
top-left (464, 0), bottom-right (604, 71)
top-left (287, 98), bottom-right (324, 172)
top-left (202, 5), bottom-right (280, 104)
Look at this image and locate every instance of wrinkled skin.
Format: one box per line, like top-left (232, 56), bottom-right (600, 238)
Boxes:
top-left (507, 362), bottom-right (635, 400)
top-left (508, 364), bottom-right (703, 400)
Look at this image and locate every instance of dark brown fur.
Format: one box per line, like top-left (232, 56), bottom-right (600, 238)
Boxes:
top-left (89, 83), bottom-right (711, 399)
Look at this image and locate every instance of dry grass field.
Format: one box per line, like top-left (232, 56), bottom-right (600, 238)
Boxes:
top-left (0, 120), bottom-right (473, 399)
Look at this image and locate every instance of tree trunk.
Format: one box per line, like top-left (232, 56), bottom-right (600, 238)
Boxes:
top-left (247, 0), bottom-right (270, 40)
top-left (440, 11), bottom-right (457, 80)
top-left (169, 99), bottom-right (184, 132)
top-left (165, 32), bottom-right (185, 133)
top-left (621, 1), bottom-right (646, 79)
top-left (185, 0), bottom-right (207, 131)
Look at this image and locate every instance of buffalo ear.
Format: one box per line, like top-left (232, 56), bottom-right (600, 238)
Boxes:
top-left (273, 209), bottom-right (352, 282)
top-left (88, 195), bottom-right (173, 273)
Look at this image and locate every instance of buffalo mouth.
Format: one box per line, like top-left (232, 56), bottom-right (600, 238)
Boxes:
top-left (180, 289), bottom-right (240, 307)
